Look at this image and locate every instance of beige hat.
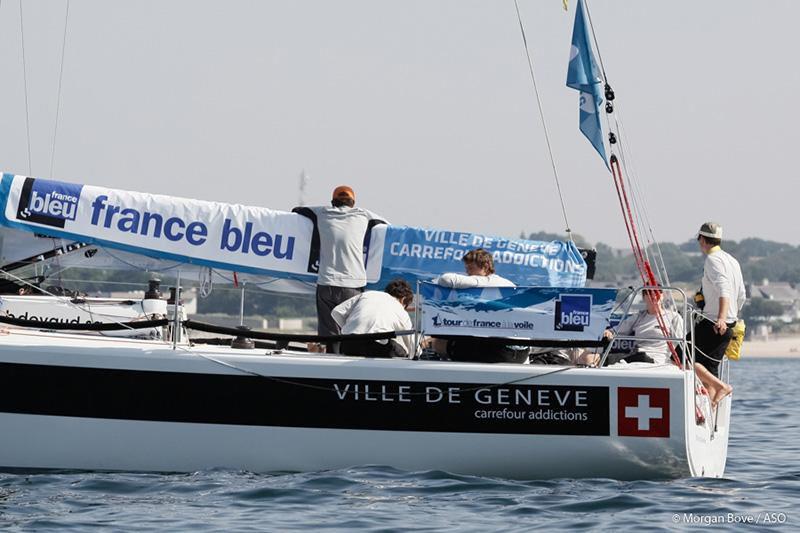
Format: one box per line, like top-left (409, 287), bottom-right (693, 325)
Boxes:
top-left (697, 222), bottom-right (723, 239)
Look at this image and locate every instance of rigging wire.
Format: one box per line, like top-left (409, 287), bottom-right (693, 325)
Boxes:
top-left (618, 138), bottom-right (653, 269)
top-left (611, 156), bottom-right (681, 365)
top-left (613, 114), bottom-right (677, 313)
top-left (618, 143), bottom-right (657, 278)
top-left (0, 267), bottom-right (138, 330)
top-left (101, 247), bottom-right (187, 273)
top-left (581, 1), bottom-right (667, 287)
top-left (49, 0), bottom-right (70, 178)
top-left (602, 88), bottom-right (669, 292)
top-left (579, 2), bottom-right (681, 365)
top-left (582, 0), bottom-right (607, 83)
top-left (52, 278), bottom-right (157, 288)
top-left (211, 268), bottom-right (316, 295)
top-left (582, 0), bottom-right (672, 294)
top-left (512, 0), bottom-right (573, 239)
top-left (613, 110), bottom-right (673, 287)
top-left (18, 0), bottom-right (32, 175)
top-left (619, 149), bottom-right (654, 259)
top-left (49, 236), bottom-right (64, 289)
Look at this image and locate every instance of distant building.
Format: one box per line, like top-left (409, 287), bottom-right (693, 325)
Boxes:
top-left (278, 318), bottom-right (305, 331)
top-left (747, 279), bottom-right (800, 323)
top-left (751, 323), bottom-right (772, 341)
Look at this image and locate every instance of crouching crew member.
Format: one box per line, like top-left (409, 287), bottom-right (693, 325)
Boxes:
top-left (331, 279), bottom-right (417, 358)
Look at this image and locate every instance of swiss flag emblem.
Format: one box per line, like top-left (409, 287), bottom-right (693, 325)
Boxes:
top-left (618, 387), bottom-right (670, 438)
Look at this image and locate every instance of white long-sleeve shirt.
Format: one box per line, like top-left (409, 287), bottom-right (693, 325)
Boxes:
top-left (331, 291), bottom-right (416, 357)
top-left (432, 272), bottom-right (515, 288)
top-left (615, 309), bottom-right (684, 365)
top-left (701, 247), bottom-right (745, 323)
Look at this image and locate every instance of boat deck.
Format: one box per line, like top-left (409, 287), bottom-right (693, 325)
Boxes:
top-left (0, 326), bottom-right (685, 382)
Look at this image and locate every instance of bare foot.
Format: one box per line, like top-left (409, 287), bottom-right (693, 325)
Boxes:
top-left (713, 384), bottom-right (733, 406)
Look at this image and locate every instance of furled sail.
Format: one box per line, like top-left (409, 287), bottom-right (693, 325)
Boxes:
top-left (0, 173), bottom-right (588, 290)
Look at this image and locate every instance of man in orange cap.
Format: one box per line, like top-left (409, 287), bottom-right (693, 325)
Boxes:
top-left (331, 185), bottom-right (355, 202)
top-left (293, 185), bottom-right (387, 353)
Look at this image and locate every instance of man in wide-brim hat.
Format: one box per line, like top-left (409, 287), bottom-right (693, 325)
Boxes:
top-left (693, 222), bottom-right (745, 379)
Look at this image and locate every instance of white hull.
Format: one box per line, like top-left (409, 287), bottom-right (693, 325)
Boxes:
top-left (1, 415), bottom-right (688, 479)
top-left (0, 329), bottom-right (730, 479)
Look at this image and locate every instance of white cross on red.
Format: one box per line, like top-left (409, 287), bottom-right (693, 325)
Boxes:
top-left (625, 394), bottom-right (663, 431)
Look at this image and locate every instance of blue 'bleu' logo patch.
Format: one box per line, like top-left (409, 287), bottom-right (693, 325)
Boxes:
top-left (554, 294), bottom-right (592, 331)
top-left (17, 178), bottom-right (83, 228)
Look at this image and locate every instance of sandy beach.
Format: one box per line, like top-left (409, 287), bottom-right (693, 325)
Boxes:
top-left (742, 336), bottom-right (800, 358)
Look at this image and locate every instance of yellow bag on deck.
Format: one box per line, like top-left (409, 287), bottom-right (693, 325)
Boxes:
top-left (725, 320), bottom-right (746, 360)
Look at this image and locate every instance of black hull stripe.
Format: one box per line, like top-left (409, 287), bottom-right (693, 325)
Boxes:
top-left (0, 362), bottom-right (610, 436)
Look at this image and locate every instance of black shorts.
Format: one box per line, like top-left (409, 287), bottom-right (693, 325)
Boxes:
top-left (316, 285), bottom-right (363, 352)
top-left (690, 318), bottom-right (734, 378)
top-left (603, 351), bottom-right (655, 366)
top-left (446, 338), bottom-right (530, 364)
top-left (340, 339), bottom-right (405, 358)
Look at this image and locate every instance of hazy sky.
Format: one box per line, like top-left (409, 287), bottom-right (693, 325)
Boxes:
top-left (0, 1), bottom-right (797, 249)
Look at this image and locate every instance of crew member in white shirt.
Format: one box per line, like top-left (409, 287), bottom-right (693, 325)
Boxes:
top-left (429, 248), bottom-right (527, 363)
top-left (606, 289), bottom-right (684, 365)
top-left (330, 279), bottom-right (416, 358)
top-left (601, 288), bottom-right (733, 405)
top-left (293, 186), bottom-right (387, 352)
top-left (432, 248), bottom-right (515, 288)
top-left (693, 222), bottom-right (745, 378)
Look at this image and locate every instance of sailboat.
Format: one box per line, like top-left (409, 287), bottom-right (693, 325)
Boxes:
top-left (0, 1), bottom-right (732, 479)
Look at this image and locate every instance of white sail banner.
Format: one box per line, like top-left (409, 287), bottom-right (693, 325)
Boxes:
top-left (0, 174), bottom-right (587, 288)
top-left (0, 174), bottom-right (315, 279)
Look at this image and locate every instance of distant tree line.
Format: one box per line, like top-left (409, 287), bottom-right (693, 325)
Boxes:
top-left (524, 232), bottom-right (800, 286)
top-left (34, 234), bottom-right (800, 324)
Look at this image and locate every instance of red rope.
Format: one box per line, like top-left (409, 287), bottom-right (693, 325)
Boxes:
top-left (610, 157), bottom-right (646, 282)
top-left (609, 155), bottom-right (681, 366)
top-left (611, 156), bottom-right (650, 282)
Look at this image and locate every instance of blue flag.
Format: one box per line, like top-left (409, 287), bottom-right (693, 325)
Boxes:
top-left (566, 0), bottom-right (607, 167)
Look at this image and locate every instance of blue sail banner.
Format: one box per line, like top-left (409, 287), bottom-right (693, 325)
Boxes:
top-left (421, 283), bottom-right (617, 341)
top-left (0, 173), bottom-right (587, 289)
top-left (370, 226), bottom-right (586, 288)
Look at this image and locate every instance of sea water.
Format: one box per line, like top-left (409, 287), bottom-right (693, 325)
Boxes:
top-left (0, 358), bottom-right (797, 531)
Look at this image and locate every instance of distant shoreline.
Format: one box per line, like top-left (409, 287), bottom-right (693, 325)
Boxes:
top-left (742, 336), bottom-right (800, 358)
